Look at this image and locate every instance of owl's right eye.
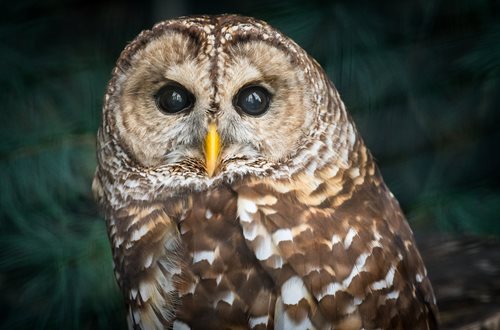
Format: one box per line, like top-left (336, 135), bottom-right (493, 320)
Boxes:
top-left (155, 83), bottom-right (194, 114)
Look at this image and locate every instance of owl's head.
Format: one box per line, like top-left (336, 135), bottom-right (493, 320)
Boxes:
top-left (100, 15), bottom-right (356, 186)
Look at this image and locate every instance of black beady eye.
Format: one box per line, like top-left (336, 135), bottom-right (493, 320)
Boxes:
top-left (235, 85), bottom-right (271, 116)
top-left (155, 83), bottom-right (194, 114)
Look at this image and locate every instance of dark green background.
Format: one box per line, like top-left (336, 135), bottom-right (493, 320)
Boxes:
top-left (1, 0), bottom-right (499, 328)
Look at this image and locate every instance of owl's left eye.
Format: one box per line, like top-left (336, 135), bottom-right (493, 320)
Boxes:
top-left (234, 85), bottom-right (272, 116)
top-left (155, 83), bottom-right (194, 114)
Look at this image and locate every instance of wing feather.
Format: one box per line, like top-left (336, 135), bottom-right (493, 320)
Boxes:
top-left (107, 201), bottom-right (185, 330)
top-left (234, 165), bottom-right (438, 329)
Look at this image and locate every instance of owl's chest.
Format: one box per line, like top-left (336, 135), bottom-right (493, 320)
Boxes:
top-left (173, 186), bottom-right (274, 326)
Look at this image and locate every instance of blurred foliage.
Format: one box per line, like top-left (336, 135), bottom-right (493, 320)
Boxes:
top-left (0, 0), bottom-right (498, 328)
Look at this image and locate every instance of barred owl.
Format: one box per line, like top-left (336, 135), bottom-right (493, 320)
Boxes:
top-left (93, 14), bottom-right (438, 329)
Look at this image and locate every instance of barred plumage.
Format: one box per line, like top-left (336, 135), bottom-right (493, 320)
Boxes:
top-left (93, 14), bottom-right (438, 329)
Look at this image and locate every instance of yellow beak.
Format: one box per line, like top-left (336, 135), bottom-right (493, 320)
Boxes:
top-left (204, 123), bottom-right (221, 177)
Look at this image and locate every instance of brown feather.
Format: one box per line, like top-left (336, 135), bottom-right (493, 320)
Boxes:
top-left (93, 14), bottom-right (438, 329)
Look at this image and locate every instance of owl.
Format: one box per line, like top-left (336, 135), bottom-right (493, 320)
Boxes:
top-left (93, 15), bottom-right (438, 330)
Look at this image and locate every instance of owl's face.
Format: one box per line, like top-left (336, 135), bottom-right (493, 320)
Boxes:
top-left (111, 22), bottom-right (319, 178)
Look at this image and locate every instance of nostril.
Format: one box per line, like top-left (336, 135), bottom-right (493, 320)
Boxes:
top-left (207, 100), bottom-right (220, 113)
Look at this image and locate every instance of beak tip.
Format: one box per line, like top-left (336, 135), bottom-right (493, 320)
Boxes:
top-left (206, 167), bottom-right (215, 178)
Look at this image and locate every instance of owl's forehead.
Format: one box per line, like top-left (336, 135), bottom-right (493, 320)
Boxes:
top-left (119, 15), bottom-right (302, 74)
top-left (113, 14), bottom-right (311, 114)
top-left (154, 14), bottom-right (292, 52)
